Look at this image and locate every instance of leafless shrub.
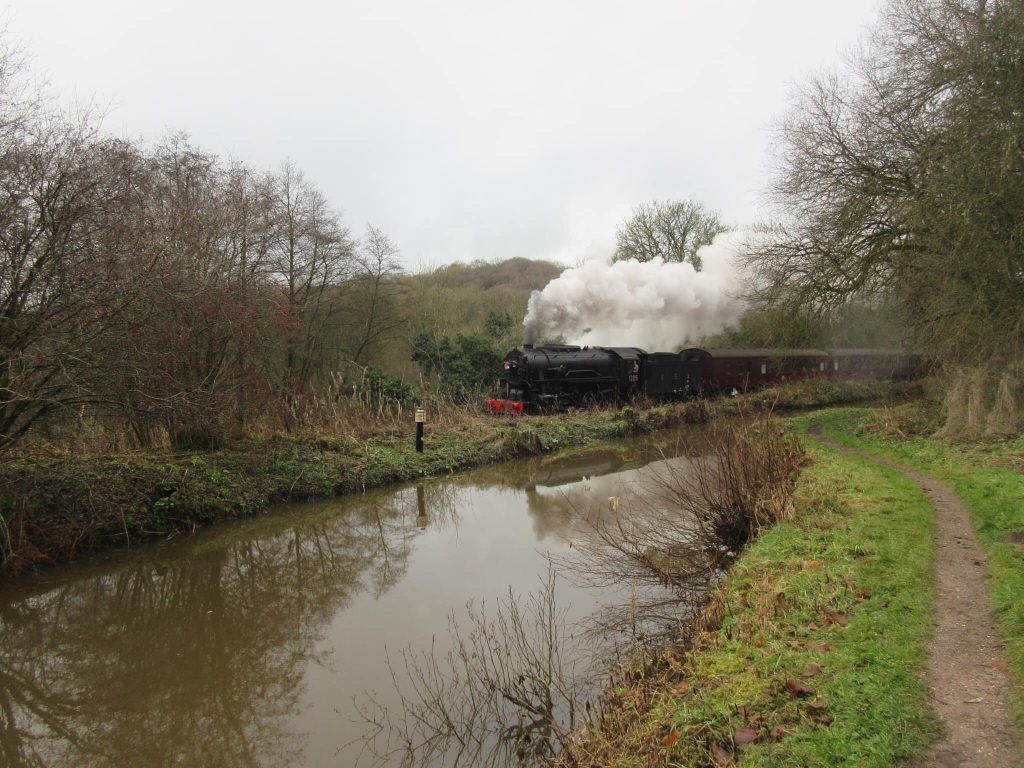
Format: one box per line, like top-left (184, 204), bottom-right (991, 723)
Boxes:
top-left (564, 411), bottom-right (806, 642)
top-left (936, 362), bottom-right (1024, 439)
top-left (665, 413), bottom-right (806, 551)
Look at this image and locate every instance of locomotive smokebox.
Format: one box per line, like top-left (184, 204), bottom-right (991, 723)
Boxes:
top-left (523, 343), bottom-right (534, 349)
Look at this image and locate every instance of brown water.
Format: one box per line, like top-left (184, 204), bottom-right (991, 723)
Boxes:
top-left (0, 429), bottom-right (703, 768)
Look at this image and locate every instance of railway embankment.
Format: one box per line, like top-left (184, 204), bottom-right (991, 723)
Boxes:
top-left (0, 380), bottom-right (910, 578)
top-left (561, 405), bottom-right (1024, 767)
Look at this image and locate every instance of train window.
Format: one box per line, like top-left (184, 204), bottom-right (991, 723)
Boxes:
top-left (820, 362), bottom-right (825, 371)
top-left (834, 361), bottom-right (839, 371)
top-left (761, 363), bottom-right (767, 374)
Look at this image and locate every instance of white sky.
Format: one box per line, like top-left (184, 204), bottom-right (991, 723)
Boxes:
top-left (4, 0), bottom-right (882, 268)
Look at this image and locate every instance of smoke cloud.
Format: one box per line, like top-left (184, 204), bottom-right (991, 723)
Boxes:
top-left (522, 231), bottom-right (751, 350)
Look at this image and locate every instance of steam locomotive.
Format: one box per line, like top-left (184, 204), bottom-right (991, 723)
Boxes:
top-left (485, 344), bottom-right (920, 413)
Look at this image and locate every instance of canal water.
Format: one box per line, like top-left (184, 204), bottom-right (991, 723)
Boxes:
top-left (0, 427), bottom-right (705, 767)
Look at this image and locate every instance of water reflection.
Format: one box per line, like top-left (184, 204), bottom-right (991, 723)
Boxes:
top-left (0, 492), bottom-right (427, 767)
top-left (0, 429), bottom-right (702, 768)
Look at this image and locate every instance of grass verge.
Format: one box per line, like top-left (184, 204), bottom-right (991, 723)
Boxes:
top-left (809, 405), bottom-right (1024, 724)
top-left (561, 424), bottom-right (937, 767)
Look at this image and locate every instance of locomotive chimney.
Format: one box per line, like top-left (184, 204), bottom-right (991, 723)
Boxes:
top-left (523, 342), bottom-right (534, 349)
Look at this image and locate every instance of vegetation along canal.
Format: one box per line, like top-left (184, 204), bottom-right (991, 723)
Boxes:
top-left (0, 425), bottom-right (712, 768)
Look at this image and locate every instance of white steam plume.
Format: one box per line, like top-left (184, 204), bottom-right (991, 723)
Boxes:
top-left (522, 230), bottom-right (752, 350)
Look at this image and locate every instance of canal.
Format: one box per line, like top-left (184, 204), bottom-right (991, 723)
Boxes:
top-left (0, 427), bottom-right (706, 767)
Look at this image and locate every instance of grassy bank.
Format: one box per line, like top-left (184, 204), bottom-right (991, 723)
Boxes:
top-left (0, 406), bottom-right (661, 576)
top-left (812, 405), bottom-right (1024, 722)
top-left (0, 380), bottom-right (912, 578)
top-left (561, 416), bottom-right (937, 766)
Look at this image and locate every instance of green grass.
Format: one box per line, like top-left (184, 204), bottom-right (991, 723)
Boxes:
top-left (806, 406), bottom-right (1024, 724)
top-left (568, 429), bottom-right (938, 767)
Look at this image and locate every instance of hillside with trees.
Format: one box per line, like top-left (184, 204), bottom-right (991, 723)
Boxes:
top-left (376, 258), bottom-right (561, 390)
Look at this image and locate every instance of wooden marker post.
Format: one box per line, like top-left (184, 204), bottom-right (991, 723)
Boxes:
top-left (415, 407), bottom-right (426, 453)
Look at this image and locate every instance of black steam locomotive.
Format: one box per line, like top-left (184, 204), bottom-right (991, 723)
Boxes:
top-left (486, 344), bottom-right (700, 413)
top-left (485, 344), bottom-right (920, 413)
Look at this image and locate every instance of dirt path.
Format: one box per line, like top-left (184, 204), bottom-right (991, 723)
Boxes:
top-left (808, 427), bottom-right (1022, 768)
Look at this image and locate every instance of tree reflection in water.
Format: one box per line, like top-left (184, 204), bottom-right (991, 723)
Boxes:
top-left (0, 482), bottom-right (466, 768)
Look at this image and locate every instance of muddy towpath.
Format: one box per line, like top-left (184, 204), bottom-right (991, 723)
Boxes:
top-left (809, 427), bottom-right (1022, 767)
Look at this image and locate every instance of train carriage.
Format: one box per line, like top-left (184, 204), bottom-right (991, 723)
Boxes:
top-left (828, 349), bottom-right (922, 380)
top-left (681, 348), bottom-right (830, 392)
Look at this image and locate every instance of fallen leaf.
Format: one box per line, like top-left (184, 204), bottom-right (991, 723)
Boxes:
top-left (805, 622), bottom-right (820, 632)
top-left (802, 662), bottom-right (823, 677)
top-left (769, 725), bottom-right (788, 740)
top-left (663, 730), bottom-right (681, 747)
top-left (733, 728), bottom-right (760, 746)
top-left (808, 698), bottom-right (828, 712)
top-left (786, 679), bottom-right (815, 697)
top-left (809, 642), bottom-right (833, 653)
top-left (674, 681), bottom-right (691, 695)
top-left (857, 587), bottom-right (871, 599)
top-left (812, 714), bottom-right (834, 725)
top-left (712, 744), bottom-right (733, 766)
top-left (802, 559), bottom-right (821, 570)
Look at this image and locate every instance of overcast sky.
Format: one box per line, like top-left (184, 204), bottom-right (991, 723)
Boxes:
top-left (5, 0), bottom-right (882, 268)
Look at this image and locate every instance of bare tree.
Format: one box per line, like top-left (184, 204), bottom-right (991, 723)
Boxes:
top-left (749, 0), bottom-right (1024, 430)
top-left (102, 135), bottom-right (286, 448)
top-left (268, 161), bottom-right (356, 393)
top-left (613, 199), bottom-right (727, 269)
top-left (0, 55), bottom-right (156, 450)
top-left (344, 225), bottom-right (406, 365)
